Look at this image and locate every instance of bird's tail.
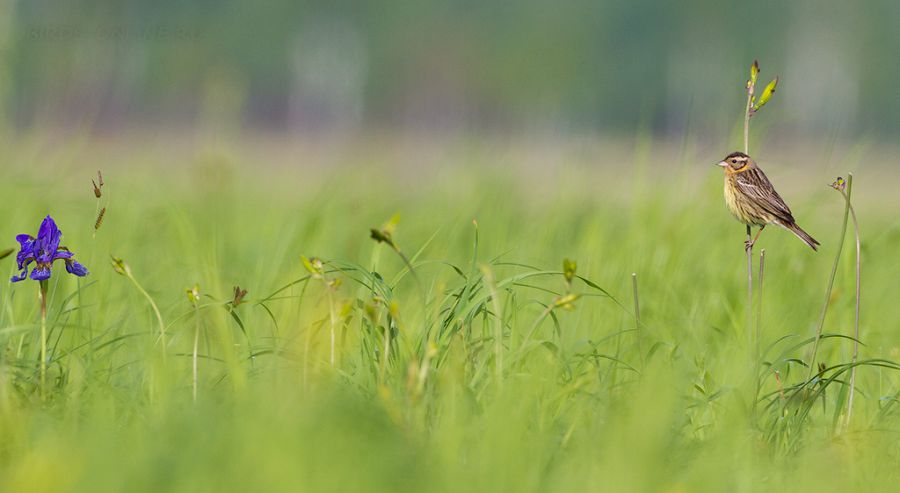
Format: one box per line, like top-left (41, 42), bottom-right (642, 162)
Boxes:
top-left (785, 222), bottom-right (820, 251)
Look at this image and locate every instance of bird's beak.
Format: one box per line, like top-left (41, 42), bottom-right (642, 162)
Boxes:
top-left (715, 160), bottom-right (728, 167)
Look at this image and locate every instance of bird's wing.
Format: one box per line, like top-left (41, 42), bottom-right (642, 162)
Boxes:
top-left (734, 166), bottom-right (795, 222)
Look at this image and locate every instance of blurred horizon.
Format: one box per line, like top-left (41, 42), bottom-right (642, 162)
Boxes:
top-left (1, 0), bottom-right (898, 144)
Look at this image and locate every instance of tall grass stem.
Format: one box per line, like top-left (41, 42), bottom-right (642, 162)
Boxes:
top-left (192, 304), bottom-right (200, 402)
top-left (127, 273), bottom-right (167, 362)
top-left (843, 174), bottom-right (861, 428)
top-left (806, 174), bottom-right (853, 383)
top-left (632, 273), bottom-right (644, 371)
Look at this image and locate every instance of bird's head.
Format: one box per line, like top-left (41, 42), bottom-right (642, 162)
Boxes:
top-left (717, 151), bottom-right (752, 172)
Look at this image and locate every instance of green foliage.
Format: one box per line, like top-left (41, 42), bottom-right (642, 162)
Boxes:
top-left (0, 141), bottom-right (898, 492)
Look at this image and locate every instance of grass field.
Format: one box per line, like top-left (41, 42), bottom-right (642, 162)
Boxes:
top-left (1, 134), bottom-right (898, 492)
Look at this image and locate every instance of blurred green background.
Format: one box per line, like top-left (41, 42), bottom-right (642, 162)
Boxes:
top-left (1, 0), bottom-right (898, 141)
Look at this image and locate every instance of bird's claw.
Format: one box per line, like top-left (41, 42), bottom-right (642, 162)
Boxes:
top-left (744, 239), bottom-right (755, 252)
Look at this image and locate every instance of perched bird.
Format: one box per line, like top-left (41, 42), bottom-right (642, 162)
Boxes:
top-left (717, 151), bottom-right (819, 251)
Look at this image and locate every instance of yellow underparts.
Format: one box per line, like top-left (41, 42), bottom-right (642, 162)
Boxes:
top-left (723, 175), bottom-right (769, 226)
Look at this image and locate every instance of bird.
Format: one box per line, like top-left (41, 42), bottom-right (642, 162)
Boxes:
top-left (717, 151), bottom-right (819, 252)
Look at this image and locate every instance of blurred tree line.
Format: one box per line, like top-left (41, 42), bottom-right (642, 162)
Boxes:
top-left (3, 0), bottom-right (899, 137)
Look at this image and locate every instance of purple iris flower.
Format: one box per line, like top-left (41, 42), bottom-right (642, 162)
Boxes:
top-left (11, 216), bottom-right (89, 282)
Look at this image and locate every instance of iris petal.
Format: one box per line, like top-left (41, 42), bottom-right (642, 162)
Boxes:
top-left (53, 250), bottom-right (74, 260)
top-left (37, 216), bottom-right (62, 255)
top-left (30, 265), bottom-right (51, 281)
top-left (16, 249), bottom-right (34, 270)
top-left (10, 270), bottom-right (28, 282)
top-left (65, 260), bottom-right (89, 277)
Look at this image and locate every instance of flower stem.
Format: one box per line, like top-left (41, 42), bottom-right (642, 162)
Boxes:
top-left (38, 280), bottom-right (48, 400)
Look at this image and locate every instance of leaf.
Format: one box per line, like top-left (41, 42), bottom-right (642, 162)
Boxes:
top-left (753, 77), bottom-right (778, 111)
top-left (0, 247), bottom-right (13, 260)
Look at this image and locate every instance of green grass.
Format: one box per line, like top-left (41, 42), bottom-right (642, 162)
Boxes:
top-left (1, 136), bottom-right (899, 492)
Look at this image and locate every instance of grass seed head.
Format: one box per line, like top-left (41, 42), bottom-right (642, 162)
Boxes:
top-left (232, 285), bottom-right (247, 307)
top-left (110, 256), bottom-right (129, 276)
top-left (95, 207), bottom-right (106, 230)
top-left (92, 170), bottom-right (104, 197)
top-left (301, 255), bottom-right (324, 278)
top-left (370, 214), bottom-right (400, 249)
top-left (562, 258), bottom-right (577, 285)
top-left (186, 284), bottom-right (201, 305)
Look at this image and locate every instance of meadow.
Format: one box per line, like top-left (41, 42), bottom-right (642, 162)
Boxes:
top-left (1, 134), bottom-right (898, 492)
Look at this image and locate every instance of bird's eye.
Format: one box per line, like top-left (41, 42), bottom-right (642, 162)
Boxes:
top-left (731, 159), bottom-right (737, 164)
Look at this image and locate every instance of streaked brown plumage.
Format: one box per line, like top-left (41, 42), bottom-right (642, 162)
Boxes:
top-left (718, 151), bottom-right (819, 251)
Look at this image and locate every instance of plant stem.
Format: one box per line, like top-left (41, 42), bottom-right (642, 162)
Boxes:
top-left (843, 174), bottom-right (861, 428)
top-left (481, 266), bottom-right (503, 387)
top-left (38, 280), bottom-right (48, 400)
top-left (126, 273), bottom-right (167, 362)
top-left (742, 75), bottom-right (754, 360)
top-left (746, 225), bottom-right (753, 356)
top-left (632, 273), bottom-right (644, 371)
top-left (743, 74), bottom-right (754, 155)
top-left (807, 175), bottom-right (853, 383)
top-left (192, 304), bottom-right (200, 402)
top-left (756, 250), bottom-right (765, 365)
top-left (753, 249), bottom-right (765, 413)
top-left (381, 320), bottom-right (390, 383)
top-left (326, 287), bottom-right (337, 367)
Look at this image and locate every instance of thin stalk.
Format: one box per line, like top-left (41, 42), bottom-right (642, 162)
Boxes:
top-left (756, 250), bottom-right (765, 364)
top-left (753, 250), bottom-right (765, 412)
top-left (742, 63), bottom-right (756, 361)
top-left (39, 280), bottom-right (48, 399)
top-left (125, 272), bottom-right (167, 362)
top-left (192, 303), bottom-right (200, 402)
top-left (746, 225), bottom-right (754, 354)
top-left (632, 273), bottom-right (644, 371)
top-left (481, 267), bottom-right (504, 386)
top-left (326, 287), bottom-right (337, 367)
top-left (380, 320), bottom-right (390, 383)
top-left (806, 175), bottom-right (853, 383)
top-left (843, 175), bottom-right (861, 427)
top-left (743, 85), bottom-right (753, 155)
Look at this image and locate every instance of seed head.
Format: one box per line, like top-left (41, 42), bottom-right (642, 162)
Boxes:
top-left (186, 284), bottom-right (201, 305)
top-left (95, 207), bottom-right (107, 230)
top-left (232, 285), bottom-right (248, 307)
top-left (831, 176), bottom-right (846, 191)
top-left (110, 256), bottom-right (129, 276)
top-left (92, 170), bottom-right (105, 198)
top-left (562, 258), bottom-right (577, 285)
